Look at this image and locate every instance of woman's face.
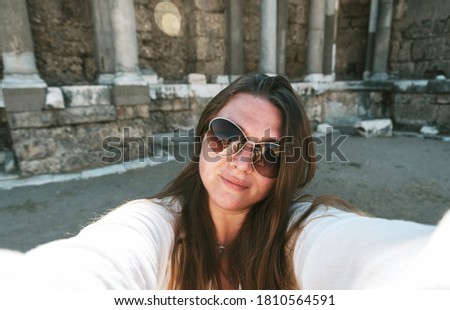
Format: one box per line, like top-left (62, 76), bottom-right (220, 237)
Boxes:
top-left (199, 93), bottom-right (282, 215)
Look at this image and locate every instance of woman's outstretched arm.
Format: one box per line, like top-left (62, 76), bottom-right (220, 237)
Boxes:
top-left (0, 199), bottom-right (175, 289)
top-left (292, 204), bottom-right (449, 289)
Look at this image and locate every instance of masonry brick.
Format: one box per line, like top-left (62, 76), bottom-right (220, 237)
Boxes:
top-left (57, 106), bottom-right (116, 125)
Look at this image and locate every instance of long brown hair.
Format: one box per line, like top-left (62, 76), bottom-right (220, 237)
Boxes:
top-left (154, 74), bottom-right (328, 289)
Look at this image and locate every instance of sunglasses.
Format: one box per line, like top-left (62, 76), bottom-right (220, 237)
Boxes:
top-left (206, 117), bottom-right (281, 178)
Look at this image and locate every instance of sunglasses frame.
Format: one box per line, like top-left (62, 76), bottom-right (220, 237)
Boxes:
top-left (206, 117), bottom-right (281, 178)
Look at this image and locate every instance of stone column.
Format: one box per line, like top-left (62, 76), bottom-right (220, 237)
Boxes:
top-left (0, 0), bottom-right (46, 112)
top-left (277, 0), bottom-right (288, 75)
top-left (305, 0), bottom-right (326, 82)
top-left (89, 0), bottom-right (115, 85)
top-left (226, 0), bottom-right (244, 76)
top-left (372, 0), bottom-right (393, 80)
top-left (259, 0), bottom-right (278, 74)
top-left (363, 0), bottom-right (379, 79)
top-left (109, 0), bottom-right (150, 105)
top-left (323, 0), bottom-right (338, 81)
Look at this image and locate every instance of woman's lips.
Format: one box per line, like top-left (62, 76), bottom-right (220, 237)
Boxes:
top-left (220, 175), bottom-right (249, 191)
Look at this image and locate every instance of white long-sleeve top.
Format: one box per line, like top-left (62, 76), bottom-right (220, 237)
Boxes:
top-left (0, 199), bottom-right (448, 289)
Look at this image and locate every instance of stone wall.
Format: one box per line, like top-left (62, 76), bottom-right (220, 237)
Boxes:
top-left (390, 0), bottom-right (450, 79)
top-left (27, 0), bottom-right (97, 86)
top-left (185, 0), bottom-right (226, 77)
top-left (2, 0), bottom-right (450, 83)
top-left (3, 78), bottom-right (450, 176)
top-left (4, 82), bottom-right (217, 175)
top-left (134, 0), bottom-right (189, 81)
top-left (392, 80), bottom-right (450, 133)
top-left (335, 0), bottom-right (370, 80)
top-left (285, 0), bottom-right (308, 78)
top-left (242, 0), bottom-right (260, 74)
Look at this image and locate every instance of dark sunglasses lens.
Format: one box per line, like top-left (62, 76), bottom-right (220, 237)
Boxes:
top-left (208, 119), bottom-right (244, 153)
top-left (253, 144), bottom-right (280, 178)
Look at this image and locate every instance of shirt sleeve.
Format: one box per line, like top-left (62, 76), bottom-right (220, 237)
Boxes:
top-left (0, 199), bottom-right (175, 289)
top-left (292, 204), bottom-right (440, 289)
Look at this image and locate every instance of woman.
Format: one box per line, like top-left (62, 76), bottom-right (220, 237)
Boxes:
top-left (0, 74), bottom-right (447, 289)
top-left (154, 73), bottom-right (318, 289)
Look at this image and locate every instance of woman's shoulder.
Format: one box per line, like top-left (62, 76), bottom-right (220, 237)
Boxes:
top-left (82, 197), bottom-right (181, 233)
top-left (114, 197), bottom-right (181, 214)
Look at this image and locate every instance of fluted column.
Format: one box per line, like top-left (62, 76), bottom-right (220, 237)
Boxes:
top-left (305, 0), bottom-right (326, 82)
top-left (89, 0), bottom-right (115, 84)
top-left (323, 0), bottom-right (338, 81)
top-left (363, 0), bottom-right (379, 79)
top-left (0, 0), bottom-right (46, 112)
top-left (277, 0), bottom-right (288, 75)
top-left (226, 0), bottom-right (244, 76)
top-left (372, 0), bottom-right (393, 80)
top-left (108, 0), bottom-right (149, 105)
top-left (259, 0), bottom-right (278, 74)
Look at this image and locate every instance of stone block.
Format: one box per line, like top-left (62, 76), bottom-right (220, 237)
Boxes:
top-left (416, 61), bottom-right (450, 79)
top-left (420, 126), bottom-right (439, 135)
top-left (172, 99), bottom-right (190, 111)
top-left (210, 75), bottom-right (230, 84)
top-left (116, 104), bottom-right (150, 120)
top-left (13, 137), bottom-right (57, 161)
top-left (189, 97), bottom-right (210, 114)
top-left (355, 119), bottom-right (393, 138)
top-left (149, 84), bottom-right (189, 100)
top-left (437, 105), bottom-right (450, 131)
top-left (322, 92), bottom-right (358, 120)
top-left (2, 87), bottom-right (46, 112)
top-left (189, 84), bottom-right (223, 98)
top-left (97, 74), bottom-right (115, 85)
top-left (390, 63), bottom-right (415, 79)
top-left (210, 75), bottom-right (240, 84)
top-left (112, 84), bottom-right (150, 106)
top-left (19, 157), bottom-right (62, 175)
top-left (57, 106), bottom-right (116, 125)
top-left (191, 37), bottom-right (225, 61)
top-left (46, 87), bottom-right (65, 109)
top-left (61, 85), bottom-right (111, 107)
top-left (148, 111), bottom-right (199, 132)
top-left (393, 94), bottom-right (439, 127)
top-left (393, 80), bottom-right (428, 93)
top-left (428, 80), bottom-right (450, 93)
top-left (149, 99), bottom-right (174, 112)
top-left (193, 0), bottom-right (225, 12)
top-left (187, 73), bottom-right (207, 84)
top-left (436, 94), bottom-right (450, 104)
top-left (142, 74), bottom-right (159, 85)
top-left (149, 99), bottom-right (189, 112)
top-left (189, 11), bottom-right (225, 37)
top-left (7, 111), bottom-right (57, 129)
top-left (1, 74), bottom-right (47, 112)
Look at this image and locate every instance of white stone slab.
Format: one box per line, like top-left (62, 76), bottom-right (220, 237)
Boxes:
top-left (420, 126), bottom-right (439, 135)
top-left (355, 119), bottom-right (393, 138)
top-left (187, 73), bottom-right (207, 84)
top-left (61, 86), bottom-right (111, 107)
top-left (45, 87), bottom-right (65, 109)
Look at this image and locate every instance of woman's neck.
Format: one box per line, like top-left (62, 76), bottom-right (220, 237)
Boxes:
top-left (209, 203), bottom-right (248, 246)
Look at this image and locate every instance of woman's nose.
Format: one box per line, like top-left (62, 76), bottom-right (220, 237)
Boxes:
top-left (230, 143), bottom-right (254, 174)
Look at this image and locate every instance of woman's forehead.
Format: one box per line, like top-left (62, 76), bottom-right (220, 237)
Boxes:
top-left (216, 93), bottom-right (283, 140)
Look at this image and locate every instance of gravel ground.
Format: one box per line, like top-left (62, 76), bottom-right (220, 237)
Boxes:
top-left (1, 135), bottom-right (449, 252)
